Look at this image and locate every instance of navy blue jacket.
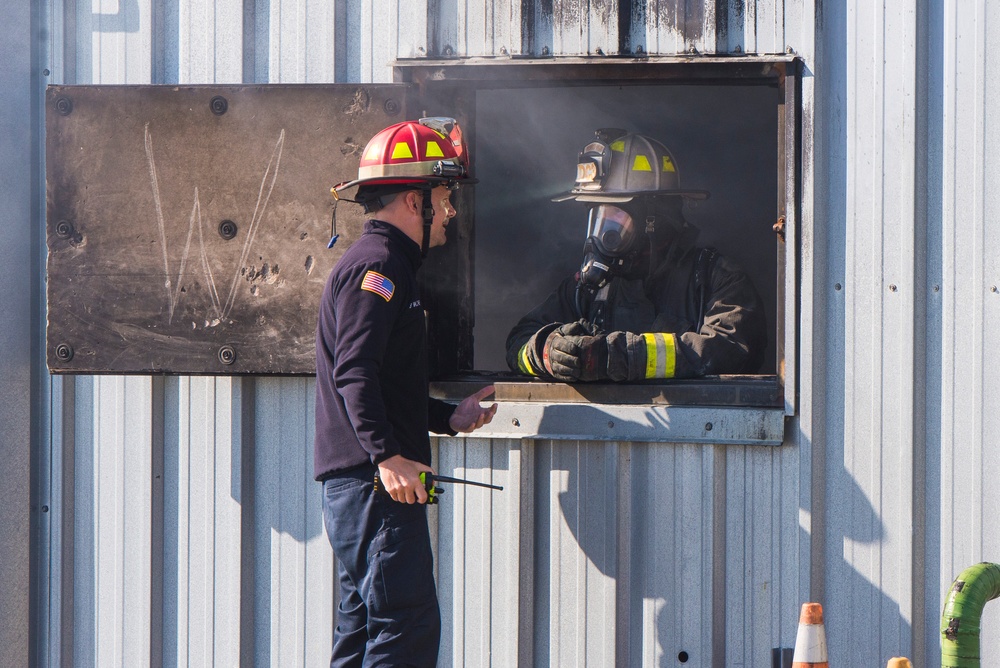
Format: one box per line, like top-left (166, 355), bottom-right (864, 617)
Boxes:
top-left (314, 220), bottom-right (456, 480)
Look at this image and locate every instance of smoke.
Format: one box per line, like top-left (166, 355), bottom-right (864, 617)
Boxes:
top-left (473, 83), bottom-right (779, 372)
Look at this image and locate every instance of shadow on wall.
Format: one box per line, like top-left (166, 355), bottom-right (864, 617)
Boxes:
top-left (533, 411), bottom-right (908, 665)
top-left (94, 0), bottom-right (140, 33)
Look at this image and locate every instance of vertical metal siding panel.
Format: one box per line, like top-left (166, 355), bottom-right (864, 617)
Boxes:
top-left (724, 445), bottom-right (803, 668)
top-left (252, 378), bottom-right (331, 667)
top-left (981, 0), bottom-right (1000, 659)
top-left (1, 1), bottom-right (35, 666)
top-left (644, 0), bottom-right (686, 56)
top-left (92, 377), bottom-right (153, 666)
top-left (490, 439), bottom-right (530, 667)
top-left (86, 0), bottom-right (151, 83)
top-left (630, 443), bottom-right (715, 666)
top-left (550, 0), bottom-right (617, 56)
top-left (643, 0), bottom-right (719, 55)
top-left (722, 0), bottom-right (743, 54)
top-left (435, 439), bottom-right (466, 666)
top-left (939, 0), bottom-right (982, 601)
top-left (456, 0), bottom-right (521, 57)
top-left (269, 0), bottom-right (337, 82)
top-left (880, 0), bottom-right (917, 658)
top-left (754, 0), bottom-right (781, 54)
top-left (209, 377), bottom-right (243, 666)
top-left (72, 376), bottom-right (97, 665)
top-left (837, 0), bottom-right (881, 663)
top-left (830, 0), bottom-right (917, 664)
top-left (741, 0), bottom-right (757, 54)
top-left (165, 378), bottom-right (243, 666)
top-left (396, 0), bottom-right (428, 58)
top-left (917, 0), bottom-right (944, 661)
top-left (546, 440), bottom-right (619, 666)
top-left (363, 0), bottom-right (397, 83)
top-left (460, 0), bottom-right (490, 55)
top-left (431, 436), bottom-right (535, 667)
top-left (177, 0), bottom-right (244, 83)
top-left (732, 446), bottom-right (774, 665)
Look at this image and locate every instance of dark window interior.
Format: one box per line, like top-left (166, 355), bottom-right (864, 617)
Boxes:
top-left (471, 83), bottom-right (780, 374)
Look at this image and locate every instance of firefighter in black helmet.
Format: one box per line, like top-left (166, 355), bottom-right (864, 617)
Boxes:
top-left (505, 129), bottom-right (768, 381)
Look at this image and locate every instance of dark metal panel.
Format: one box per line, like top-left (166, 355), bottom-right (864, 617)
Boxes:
top-left (45, 84), bottom-right (412, 374)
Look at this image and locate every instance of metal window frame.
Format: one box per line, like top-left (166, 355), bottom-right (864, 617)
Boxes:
top-left (400, 56), bottom-right (801, 441)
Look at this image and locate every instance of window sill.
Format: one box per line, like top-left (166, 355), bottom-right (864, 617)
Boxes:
top-left (431, 375), bottom-right (786, 445)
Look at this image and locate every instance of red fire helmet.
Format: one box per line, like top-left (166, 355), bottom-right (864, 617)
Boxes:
top-left (333, 117), bottom-right (475, 196)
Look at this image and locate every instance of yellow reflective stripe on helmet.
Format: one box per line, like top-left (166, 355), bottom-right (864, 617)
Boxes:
top-left (425, 141), bottom-right (444, 158)
top-left (610, 140), bottom-right (625, 152)
top-left (662, 155), bottom-right (676, 173)
top-left (643, 333), bottom-right (676, 379)
top-left (518, 343), bottom-right (539, 376)
top-left (632, 155), bottom-right (653, 171)
top-left (391, 141), bottom-right (414, 159)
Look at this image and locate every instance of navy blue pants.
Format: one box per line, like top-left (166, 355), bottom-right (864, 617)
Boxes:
top-left (322, 466), bottom-right (441, 668)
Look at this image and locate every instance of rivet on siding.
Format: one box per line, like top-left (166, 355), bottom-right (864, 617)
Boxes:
top-left (678, 651), bottom-right (690, 663)
top-left (383, 98), bottom-right (400, 115)
top-left (787, 45), bottom-right (795, 54)
top-left (635, 45), bottom-right (644, 55)
top-left (542, 46), bottom-right (550, 56)
top-left (889, 284), bottom-right (898, 292)
top-left (42, 506), bottom-right (49, 513)
top-left (608, 421), bottom-right (614, 429)
top-left (43, 68), bottom-right (50, 76)
top-left (934, 285), bottom-right (941, 292)
top-left (55, 343), bottom-right (74, 362)
top-left (443, 45), bottom-right (454, 56)
top-left (218, 345), bottom-right (237, 365)
top-left (55, 96), bottom-right (73, 116)
top-left (595, 47), bottom-right (604, 56)
top-left (500, 46), bottom-right (509, 56)
top-left (992, 286), bottom-right (998, 293)
top-left (835, 283), bottom-right (842, 291)
top-left (511, 418), bottom-right (520, 427)
top-left (733, 45), bottom-right (742, 54)
top-left (218, 219), bottom-right (238, 240)
top-left (705, 422), bottom-right (713, 431)
top-left (210, 95), bottom-right (228, 115)
top-left (689, 45), bottom-right (698, 54)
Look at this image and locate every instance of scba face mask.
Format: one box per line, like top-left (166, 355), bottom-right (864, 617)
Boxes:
top-left (578, 204), bottom-right (645, 292)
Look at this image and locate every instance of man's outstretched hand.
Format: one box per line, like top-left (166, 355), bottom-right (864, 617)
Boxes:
top-left (449, 385), bottom-right (498, 433)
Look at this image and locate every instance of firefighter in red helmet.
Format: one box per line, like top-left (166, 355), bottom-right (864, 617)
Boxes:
top-left (315, 118), bottom-right (496, 667)
top-left (506, 128), bottom-right (768, 381)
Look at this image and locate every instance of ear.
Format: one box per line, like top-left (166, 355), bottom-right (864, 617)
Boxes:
top-left (404, 190), bottom-right (421, 214)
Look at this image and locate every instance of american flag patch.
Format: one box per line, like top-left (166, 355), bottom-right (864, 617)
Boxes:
top-left (360, 270), bottom-right (395, 301)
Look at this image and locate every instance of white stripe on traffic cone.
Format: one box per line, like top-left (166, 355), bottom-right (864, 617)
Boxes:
top-left (791, 602), bottom-right (829, 668)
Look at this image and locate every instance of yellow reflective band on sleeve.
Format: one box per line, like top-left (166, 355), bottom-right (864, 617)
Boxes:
top-left (643, 333), bottom-right (676, 379)
top-left (632, 155), bottom-right (653, 172)
top-left (425, 140), bottom-right (444, 158)
top-left (518, 344), bottom-right (539, 376)
top-left (391, 141), bottom-right (414, 159)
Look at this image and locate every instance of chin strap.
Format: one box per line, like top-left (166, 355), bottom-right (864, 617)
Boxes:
top-left (420, 185), bottom-right (434, 257)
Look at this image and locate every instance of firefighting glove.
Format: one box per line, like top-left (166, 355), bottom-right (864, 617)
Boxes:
top-left (542, 321), bottom-right (609, 382)
top-left (604, 331), bottom-right (678, 381)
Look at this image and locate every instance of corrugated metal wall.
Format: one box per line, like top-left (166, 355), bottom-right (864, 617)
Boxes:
top-left (2, 0), bottom-right (995, 666)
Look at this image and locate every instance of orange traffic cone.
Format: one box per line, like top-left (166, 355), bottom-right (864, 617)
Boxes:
top-left (791, 603), bottom-right (829, 668)
top-left (886, 659), bottom-right (911, 668)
